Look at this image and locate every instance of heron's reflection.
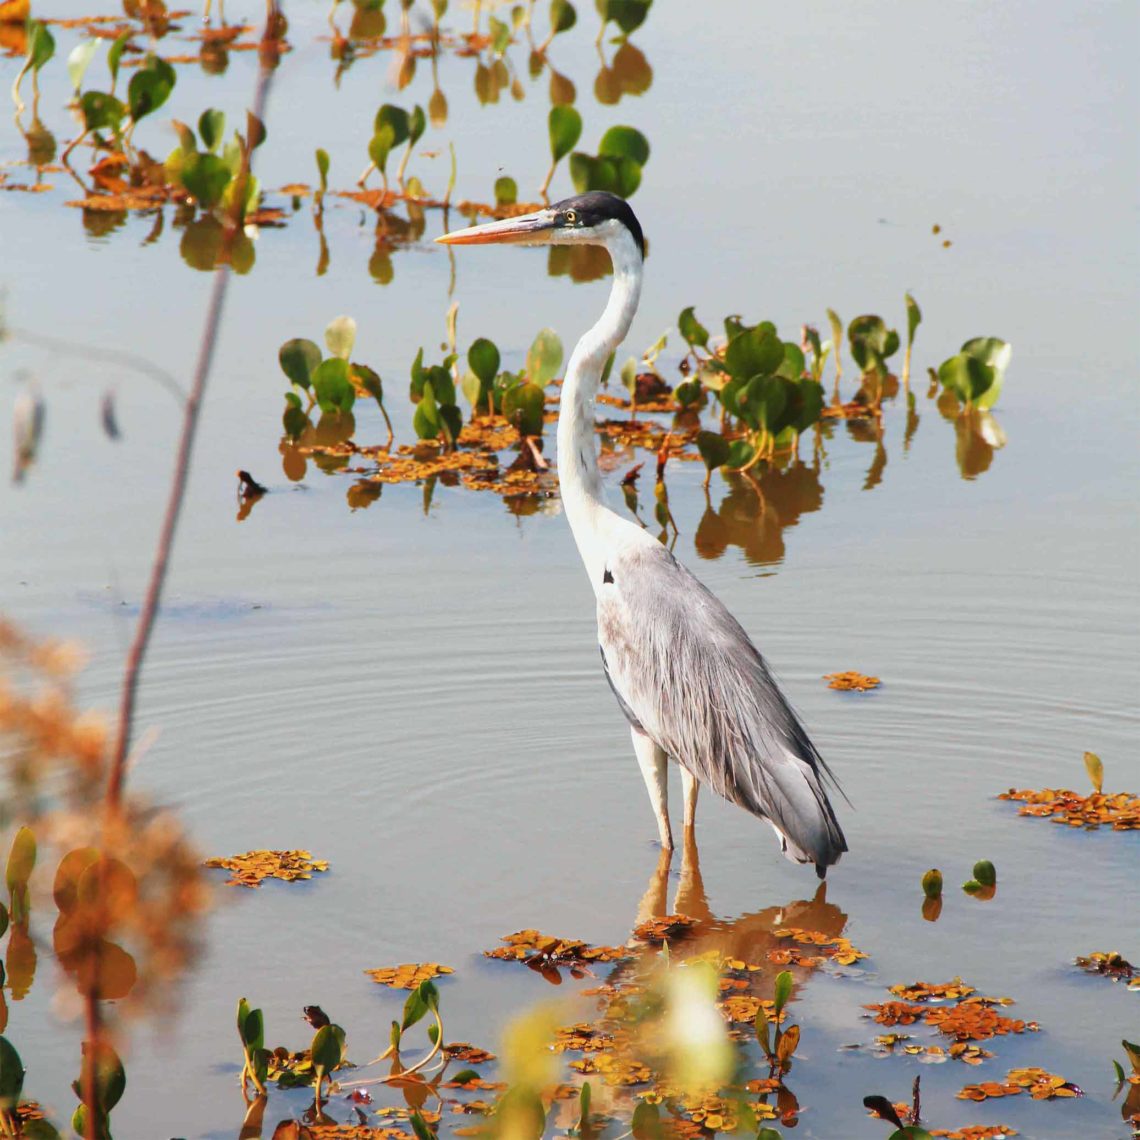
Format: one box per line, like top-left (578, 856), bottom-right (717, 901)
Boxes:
top-left (630, 827), bottom-right (848, 974)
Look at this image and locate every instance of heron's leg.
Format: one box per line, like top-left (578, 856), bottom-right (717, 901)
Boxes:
top-left (631, 729), bottom-right (672, 849)
top-left (681, 765), bottom-right (699, 831)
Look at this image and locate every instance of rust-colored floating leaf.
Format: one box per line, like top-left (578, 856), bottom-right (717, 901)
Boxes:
top-left (1074, 950), bottom-right (1137, 988)
top-left (443, 1042), bottom-right (496, 1064)
top-left (924, 1004), bottom-right (1036, 1042)
top-left (630, 914), bottom-right (698, 944)
top-left (998, 786), bottom-right (1140, 830)
top-left (823, 671), bottom-right (881, 692)
top-left (957, 1067), bottom-right (1082, 1102)
top-left (770, 928), bottom-right (868, 968)
top-left (930, 1127), bottom-right (1018, 1139)
top-left (364, 962), bottom-right (454, 989)
top-left (889, 978), bottom-right (976, 1003)
top-left (203, 848), bottom-right (328, 887)
top-left (483, 928), bottom-right (630, 970)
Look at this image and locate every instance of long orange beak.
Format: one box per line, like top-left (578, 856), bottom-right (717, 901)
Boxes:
top-left (435, 209), bottom-right (557, 246)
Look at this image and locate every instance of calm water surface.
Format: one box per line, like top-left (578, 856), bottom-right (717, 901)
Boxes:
top-left (1, 2), bottom-right (1138, 1137)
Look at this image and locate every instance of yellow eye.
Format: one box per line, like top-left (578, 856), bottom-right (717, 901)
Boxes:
top-left (565, 209), bottom-right (578, 224)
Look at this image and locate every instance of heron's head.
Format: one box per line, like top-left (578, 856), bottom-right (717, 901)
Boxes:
top-left (435, 191), bottom-right (645, 259)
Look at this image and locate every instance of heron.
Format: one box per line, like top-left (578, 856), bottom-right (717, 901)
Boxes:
top-left (437, 191), bottom-right (847, 876)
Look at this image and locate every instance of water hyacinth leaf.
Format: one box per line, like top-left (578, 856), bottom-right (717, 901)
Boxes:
top-left (107, 31), bottom-right (130, 85)
top-left (773, 969), bottom-right (793, 1013)
top-left (420, 978), bottom-right (440, 1013)
top-left (938, 353), bottom-right (993, 406)
top-left (80, 91), bottom-right (125, 134)
top-left (246, 111), bottom-right (267, 150)
top-left (678, 306), bottom-right (708, 348)
top-left (631, 1100), bottom-right (661, 1140)
top-left (726, 439), bottom-right (754, 468)
top-left (494, 175), bottom-right (518, 205)
top-left (921, 869), bottom-right (943, 899)
top-left (551, 0), bottom-right (576, 33)
top-left (0, 1034), bottom-right (23, 1103)
top-left (503, 382), bottom-right (545, 435)
top-left (413, 382), bottom-right (441, 439)
top-left (1083, 750), bottom-right (1103, 794)
top-left (352, 363), bottom-right (383, 405)
top-left (696, 430), bottom-right (729, 475)
top-left (198, 108), bottom-right (225, 152)
top-left (311, 1024), bottom-right (343, 1073)
top-left (548, 104), bottom-right (582, 163)
top-left (127, 55), bottom-right (176, 122)
top-left (619, 356), bottom-right (637, 393)
top-left (724, 325), bottom-right (784, 382)
top-left (674, 378), bottom-right (701, 406)
top-left (450, 1069), bottom-right (480, 1085)
top-left (410, 1112), bottom-right (435, 1140)
top-left (468, 338), bottom-right (500, 386)
top-left (972, 860), bottom-right (996, 887)
top-left (27, 21), bottom-right (55, 72)
top-left (312, 358), bottom-right (356, 414)
top-left (66, 39), bottom-right (100, 93)
top-left (598, 124), bottom-right (649, 165)
top-left (790, 378), bottom-right (824, 432)
top-left (756, 1132), bottom-right (782, 1140)
top-left (402, 981), bottom-right (429, 1029)
top-left (408, 104), bottom-right (426, 147)
top-left (525, 327), bottom-right (563, 385)
top-left (961, 337), bottom-right (1011, 410)
top-left (369, 125), bottom-right (396, 174)
top-left (6, 827), bottom-right (35, 900)
top-left (316, 147), bottom-right (330, 191)
top-left (905, 292), bottom-right (922, 348)
top-left (374, 104), bottom-right (411, 147)
top-left (600, 0), bottom-right (651, 36)
top-left (461, 372), bottom-right (484, 411)
top-left (600, 350), bottom-right (615, 386)
top-left (777, 342), bottom-right (806, 381)
top-left (180, 151), bottom-right (231, 210)
top-left (324, 315), bottom-right (357, 360)
top-left (489, 14), bottom-right (511, 52)
top-left (279, 338), bottom-right (321, 390)
top-left (283, 404), bottom-right (308, 440)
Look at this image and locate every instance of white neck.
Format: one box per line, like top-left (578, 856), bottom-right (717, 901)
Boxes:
top-left (556, 221), bottom-right (644, 591)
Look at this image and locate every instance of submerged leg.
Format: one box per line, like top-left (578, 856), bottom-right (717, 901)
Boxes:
top-left (681, 765), bottom-right (699, 831)
top-left (631, 728), bottom-right (672, 849)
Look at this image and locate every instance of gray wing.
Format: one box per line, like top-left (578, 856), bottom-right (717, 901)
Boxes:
top-left (597, 539), bottom-right (847, 872)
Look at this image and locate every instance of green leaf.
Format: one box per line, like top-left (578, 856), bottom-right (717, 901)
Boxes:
top-left (461, 371), bottom-right (484, 411)
top-left (887, 1129), bottom-right (935, 1140)
top-left (325, 315), bottom-right (357, 360)
top-left (80, 91), bottom-right (125, 135)
top-left (242, 1006), bottom-right (264, 1051)
top-left (905, 292), bottom-right (922, 348)
top-left (198, 108), bottom-right (225, 152)
top-left (962, 879), bottom-right (984, 895)
top-left (598, 125), bottom-right (649, 166)
top-left (312, 358), bottom-right (356, 414)
top-left (489, 14), bottom-right (511, 53)
top-left (1123, 1039), bottom-right (1140, 1074)
top-left (468, 338), bottom-right (500, 386)
top-left (938, 352), bottom-right (993, 406)
top-left (180, 151), bottom-right (231, 210)
top-left (279, 338), bottom-right (321, 390)
top-left (548, 105), bottom-right (582, 163)
top-left (1113, 1059), bottom-right (1126, 1082)
top-left (724, 325), bottom-right (784, 382)
top-left (754, 1002), bottom-right (772, 1056)
top-left (756, 1130), bottom-right (783, 1140)
top-left (726, 439), bottom-right (754, 467)
top-left (773, 970), bottom-right (793, 1014)
top-left (283, 404), bottom-right (309, 440)
top-left (0, 1035), bottom-right (25, 1105)
top-left (601, 0), bottom-right (650, 35)
top-left (630, 1100), bottom-right (661, 1140)
top-left (413, 383), bottom-right (441, 440)
top-left (777, 342), bottom-right (806, 381)
top-left (107, 31), bottom-right (130, 86)
top-left (369, 125), bottom-right (396, 175)
top-left (352, 363), bottom-right (383, 406)
top-left (408, 104), bottom-right (426, 148)
top-left (551, 0), bottom-right (576, 34)
top-left (921, 869), bottom-right (942, 899)
top-left (451, 1069), bottom-right (481, 1085)
top-left (494, 175), bottom-right (518, 206)
top-left (578, 1080), bottom-right (591, 1126)
top-left (678, 306), bottom-right (708, 349)
top-left (503, 381), bottom-right (545, 435)
top-left (67, 39), bottom-right (100, 94)
top-left (27, 21), bottom-right (55, 73)
top-left (316, 147), bottom-right (330, 191)
top-left (619, 356), bottom-right (637, 393)
top-left (127, 55), bottom-right (176, 123)
top-left (972, 860), bottom-right (996, 887)
top-left (1084, 750), bottom-right (1103, 794)
top-left (91, 1040), bottom-right (126, 1111)
top-left (410, 1111), bottom-right (435, 1140)
top-left (374, 103), bottom-right (410, 147)
top-left (789, 377), bottom-right (824, 432)
top-left (6, 827), bottom-right (35, 896)
top-left (525, 327), bottom-right (563, 386)
top-left (311, 1023), bottom-right (343, 1073)
top-left (961, 337), bottom-right (1011, 410)
top-left (696, 431), bottom-right (729, 474)
top-left (245, 110), bottom-right (267, 149)
top-left (674, 378), bottom-right (701, 406)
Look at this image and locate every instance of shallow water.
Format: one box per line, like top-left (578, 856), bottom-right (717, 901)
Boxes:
top-left (2, 1), bottom-right (1138, 1136)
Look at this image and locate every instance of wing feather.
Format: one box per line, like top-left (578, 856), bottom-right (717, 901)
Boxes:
top-left (597, 538), bottom-right (847, 870)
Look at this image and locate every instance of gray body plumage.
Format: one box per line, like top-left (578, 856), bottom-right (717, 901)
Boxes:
top-left (598, 537), bottom-right (847, 875)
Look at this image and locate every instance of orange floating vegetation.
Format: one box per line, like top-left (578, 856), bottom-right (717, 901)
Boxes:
top-left (957, 1066), bottom-right (1082, 1102)
top-left (823, 671), bottom-right (881, 692)
top-left (203, 848), bottom-right (328, 887)
top-left (998, 786), bottom-right (1140, 830)
top-left (363, 962), bottom-right (454, 989)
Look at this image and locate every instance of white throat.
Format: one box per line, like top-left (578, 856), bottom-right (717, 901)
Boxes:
top-left (556, 220), bottom-right (644, 591)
